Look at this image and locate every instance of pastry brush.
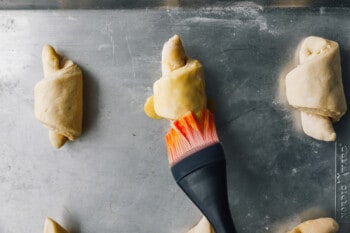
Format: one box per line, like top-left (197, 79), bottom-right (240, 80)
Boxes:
top-left (166, 108), bottom-right (237, 233)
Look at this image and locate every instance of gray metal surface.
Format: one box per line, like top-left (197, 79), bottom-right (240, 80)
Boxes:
top-left (1, 0), bottom-right (350, 9)
top-left (1, 3), bottom-right (350, 233)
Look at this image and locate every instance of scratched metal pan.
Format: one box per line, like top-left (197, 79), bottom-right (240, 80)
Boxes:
top-left (0, 2), bottom-right (350, 233)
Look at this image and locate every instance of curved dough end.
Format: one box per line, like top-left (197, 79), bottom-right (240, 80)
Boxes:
top-left (300, 112), bottom-right (336, 141)
top-left (42, 44), bottom-right (60, 78)
top-left (162, 34), bottom-right (187, 75)
top-left (49, 130), bottom-right (68, 149)
top-left (44, 217), bottom-right (69, 233)
top-left (287, 217), bottom-right (339, 233)
top-left (144, 96), bottom-right (162, 120)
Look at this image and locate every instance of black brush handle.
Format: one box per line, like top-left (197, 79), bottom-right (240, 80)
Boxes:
top-left (171, 144), bottom-right (237, 233)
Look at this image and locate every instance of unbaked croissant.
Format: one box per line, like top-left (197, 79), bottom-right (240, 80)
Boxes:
top-left (285, 36), bottom-right (347, 141)
top-left (143, 35), bottom-right (214, 232)
top-left (144, 35), bottom-right (207, 120)
top-left (35, 45), bottom-right (83, 148)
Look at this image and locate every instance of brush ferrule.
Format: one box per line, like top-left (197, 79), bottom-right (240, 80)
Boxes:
top-left (171, 143), bottom-right (225, 182)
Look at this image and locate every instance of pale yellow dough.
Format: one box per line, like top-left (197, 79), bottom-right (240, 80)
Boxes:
top-left (35, 45), bottom-right (83, 148)
top-left (187, 216), bottom-right (214, 233)
top-left (287, 217), bottom-right (339, 233)
top-left (144, 35), bottom-right (207, 120)
top-left (44, 217), bottom-right (69, 233)
top-left (285, 36), bottom-right (346, 141)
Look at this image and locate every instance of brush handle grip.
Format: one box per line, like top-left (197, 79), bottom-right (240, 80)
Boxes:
top-left (171, 144), bottom-right (237, 233)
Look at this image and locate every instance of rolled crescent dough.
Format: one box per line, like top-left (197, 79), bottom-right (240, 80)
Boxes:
top-left (144, 35), bottom-right (207, 120)
top-left (287, 217), bottom-right (339, 233)
top-left (35, 45), bottom-right (83, 148)
top-left (44, 217), bottom-right (69, 233)
top-left (285, 36), bottom-right (346, 141)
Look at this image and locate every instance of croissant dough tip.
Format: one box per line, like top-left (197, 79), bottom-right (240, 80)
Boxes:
top-left (144, 96), bottom-right (162, 120)
top-left (42, 44), bottom-right (54, 52)
top-left (44, 217), bottom-right (70, 233)
top-left (169, 34), bottom-right (180, 41)
top-left (303, 129), bottom-right (336, 142)
top-left (49, 131), bottom-right (68, 149)
top-left (163, 35), bottom-right (184, 52)
top-left (162, 34), bottom-right (187, 75)
top-left (50, 141), bottom-right (65, 149)
top-left (300, 112), bottom-right (336, 142)
top-left (42, 44), bottom-right (59, 60)
top-left (287, 217), bottom-right (338, 233)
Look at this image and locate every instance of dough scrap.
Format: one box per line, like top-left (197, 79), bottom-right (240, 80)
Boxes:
top-left (187, 216), bottom-right (214, 233)
top-left (44, 217), bottom-right (69, 233)
top-left (144, 35), bottom-right (207, 120)
top-left (287, 217), bottom-right (339, 233)
top-left (285, 36), bottom-right (346, 141)
top-left (35, 45), bottom-right (83, 148)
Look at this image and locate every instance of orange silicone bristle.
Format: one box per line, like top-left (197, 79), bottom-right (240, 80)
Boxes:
top-left (165, 108), bottom-right (219, 166)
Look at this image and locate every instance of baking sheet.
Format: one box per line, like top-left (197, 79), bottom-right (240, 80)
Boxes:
top-left (1, 3), bottom-right (350, 233)
top-left (1, 0), bottom-right (350, 9)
